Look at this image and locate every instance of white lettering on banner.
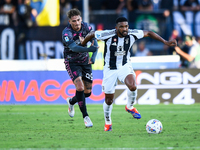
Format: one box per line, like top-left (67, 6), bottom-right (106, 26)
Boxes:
top-left (0, 28), bottom-right (15, 59)
top-left (173, 88), bottom-right (195, 105)
top-left (114, 90), bottom-right (129, 105)
top-left (137, 88), bottom-right (195, 105)
top-left (26, 40), bottom-right (63, 59)
top-left (0, 14), bottom-right (9, 25)
top-left (137, 72), bottom-right (159, 85)
top-left (183, 72), bottom-right (200, 84)
top-left (55, 41), bottom-right (64, 58)
top-left (137, 71), bottom-right (200, 85)
top-left (45, 41), bottom-right (54, 58)
top-left (173, 11), bottom-right (200, 37)
top-left (137, 89), bottom-right (160, 105)
top-left (115, 71), bottom-right (200, 105)
top-left (32, 41), bottom-right (44, 59)
top-left (195, 11), bottom-right (200, 37)
top-left (160, 72), bottom-right (182, 85)
top-left (26, 41), bottom-right (31, 59)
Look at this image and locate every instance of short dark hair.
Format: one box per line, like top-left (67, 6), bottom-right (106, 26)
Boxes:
top-left (184, 35), bottom-right (193, 42)
top-left (115, 17), bottom-right (128, 24)
top-left (67, 8), bottom-right (81, 19)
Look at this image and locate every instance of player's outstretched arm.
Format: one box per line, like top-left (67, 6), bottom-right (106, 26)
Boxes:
top-left (81, 31), bottom-right (95, 46)
top-left (143, 30), bottom-right (177, 47)
top-left (69, 41), bottom-right (97, 53)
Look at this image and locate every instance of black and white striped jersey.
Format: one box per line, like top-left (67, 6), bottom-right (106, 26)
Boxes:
top-left (95, 29), bottom-right (144, 69)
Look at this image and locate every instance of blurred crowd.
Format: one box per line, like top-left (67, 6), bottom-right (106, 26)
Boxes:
top-left (1, 0), bottom-right (200, 68)
top-left (2, 0), bottom-right (200, 27)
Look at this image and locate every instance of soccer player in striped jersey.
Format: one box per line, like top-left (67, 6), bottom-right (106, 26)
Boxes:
top-left (81, 17), bottom-right (177, 131)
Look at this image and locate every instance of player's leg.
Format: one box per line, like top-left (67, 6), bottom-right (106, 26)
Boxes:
top-left (118, 63), bottom-right (141, 119)
top-left (82, 80), bottom-right (93, 127)
top-left (80, 64), bottom-right (93, 127)
top-left (64, 62), bottom-right (90, 123)
top-left (124, 74), bottom-right (141, 119)
top-left (103, 93), bottom-right (114, 131)
top-left (102, 67), bottom-right (117, 131)
top-left (64, 62), bottom-right (80, 118)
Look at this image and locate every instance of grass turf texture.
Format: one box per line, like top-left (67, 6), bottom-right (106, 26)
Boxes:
top-left (0, 104), bottom-right (200, 149)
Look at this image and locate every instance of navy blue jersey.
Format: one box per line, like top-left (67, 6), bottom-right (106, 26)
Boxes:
top-left (62, 22), bottom-right (92, 64)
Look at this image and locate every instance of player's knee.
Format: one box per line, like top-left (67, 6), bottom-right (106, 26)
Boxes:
top-left (84, 92), bottom-right (91, 97)
top-left (129, 85), bottom-right (137, 91)
top-left (76, 86), bottom-right (84, 91)
top-left (105, 98), bottom-right (113, 105)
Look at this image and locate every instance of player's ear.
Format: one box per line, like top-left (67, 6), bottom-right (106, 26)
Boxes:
top-left (68, 19), bottom-right (71, 24)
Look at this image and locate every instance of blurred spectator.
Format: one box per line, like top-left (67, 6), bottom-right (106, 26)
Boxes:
top-left (101, 0), bottom-right (126, 14)
top-left (175, 35), bottom-right (200, 68)
top-left (152, 0), bottom-right (160, 11)
top-left (71, 0), bottom-right (82, 11)
top-left (126, 0), bottom-right (139, 12)
top-left (17, 0), bottom-right (37, 28)
top-left (135, 41), bottom-right (153, 56)
top-left (0, 0), bottom-right (17, 26)
top-left (159, 0), bottom-right (175, 40)
top-left (166, 29), bottom-right (183, 54)
top-left (169, 30), bottom-right (182, 44)
top-left (16, 0), bottom-right (38, 59)
top-left (89, 0), bottom-right (103, 10)
top-left (173, 0), bottom-right (181, 10)
top-left (160, 0), bottom-right (174, 16)
top-left (138, 0), bottom-right (153, 11)
top-left (180, 0), bottom-right (200, 11)
top-left (60, 0), bottom-right (72, 25)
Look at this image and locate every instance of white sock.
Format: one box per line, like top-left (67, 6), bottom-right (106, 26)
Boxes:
top-left (126, 89), bottom-right (137, 110)
top-left (103, 101), bottom-right (113, 125)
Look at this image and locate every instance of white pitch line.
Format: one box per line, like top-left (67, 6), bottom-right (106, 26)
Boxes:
top-left (115, 84), bottom-right (200, 89)
top-left (2, 147), bottom-right (200, 150)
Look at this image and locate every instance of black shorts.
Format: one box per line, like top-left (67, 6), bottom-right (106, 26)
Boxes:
top-left (64, 61), bottom-right (93, 83)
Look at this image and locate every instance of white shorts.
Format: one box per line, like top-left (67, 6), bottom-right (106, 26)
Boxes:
top-left (102, 62), bottom-right (136, 94)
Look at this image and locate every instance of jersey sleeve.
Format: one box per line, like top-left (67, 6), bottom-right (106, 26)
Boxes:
top-left (128, 29), bottom-right (144, 40)
top-left (189, 45), bottom-right (198, 58)
top-left (62, 28), bottom-right (74, 46)
top-left (94, 29), bottom-right (116, 40)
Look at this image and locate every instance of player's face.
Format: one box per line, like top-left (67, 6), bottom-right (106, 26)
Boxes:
top-left (185, 40), bottom-right (193, 46)
top-left (69, 15), bottom-right (82, 31)
top-left (116, 22), bottom-right (129, 37)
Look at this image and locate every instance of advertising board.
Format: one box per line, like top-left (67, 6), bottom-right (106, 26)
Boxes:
top-left (0, 69), bottom-right (199, 105)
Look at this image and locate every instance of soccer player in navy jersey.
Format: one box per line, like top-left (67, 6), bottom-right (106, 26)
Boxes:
top-left (81, 17), bottom-right (177, 131)
top-left (62, 8), bottom-right (98, 128)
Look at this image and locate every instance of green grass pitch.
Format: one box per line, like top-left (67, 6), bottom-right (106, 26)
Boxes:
top-left (0, 104), bottom-right (200, 149)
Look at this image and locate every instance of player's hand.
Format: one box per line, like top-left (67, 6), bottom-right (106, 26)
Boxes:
top-left (165, 39), bottom-right (177, 47)
top-left (88, 58), bottom-right (94, 64)
top-left (90, 40), bottom-right (99, 49)
top-left (90, 40), bottom-right (94, 46)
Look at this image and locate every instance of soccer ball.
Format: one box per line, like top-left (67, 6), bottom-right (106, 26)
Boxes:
top-left (146, 119), bottom-right (163, 134)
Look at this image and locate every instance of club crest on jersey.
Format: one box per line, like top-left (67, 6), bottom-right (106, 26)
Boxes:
top-left (96, 34), bottom-right (101, 38)
top-left (112, 42), bottom-right (117, 46)
top-left (115, 46), bottom-right (125, 56)
top-left (65, 36), bottom-right (69, 42)
top-left (112, 38), bottom-right (117, 46)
